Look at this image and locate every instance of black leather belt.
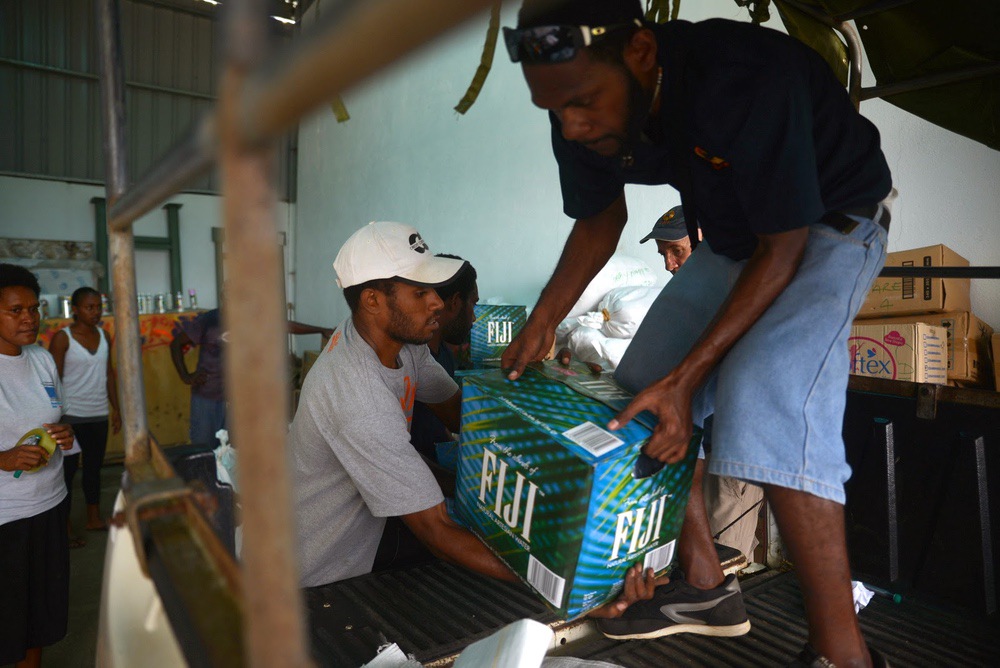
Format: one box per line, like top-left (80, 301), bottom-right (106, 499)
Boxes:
top-left (821, 203), bottom-right (890, 235)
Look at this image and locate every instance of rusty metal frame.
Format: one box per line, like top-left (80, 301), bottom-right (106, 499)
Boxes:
top-left (95, 0), bottom-right (497, 665)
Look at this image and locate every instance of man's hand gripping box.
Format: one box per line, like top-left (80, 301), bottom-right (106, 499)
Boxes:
top-left (455, 361), bottom-right (698, 619)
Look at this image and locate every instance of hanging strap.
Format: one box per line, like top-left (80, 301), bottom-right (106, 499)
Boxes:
top-left (665, 38), bottom-right (701, 250)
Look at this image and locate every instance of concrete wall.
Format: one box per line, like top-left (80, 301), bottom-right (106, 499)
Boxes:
top-left (293, 1), bottom-right (999, 338)
top-left (0, 174), bottom-right (294, 313)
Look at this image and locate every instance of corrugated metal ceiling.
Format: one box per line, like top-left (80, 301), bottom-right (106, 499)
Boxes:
top-left (0, 0), bottom-right (295, 198)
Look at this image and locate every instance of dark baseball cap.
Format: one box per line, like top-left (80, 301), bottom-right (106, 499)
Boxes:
top-left (639, 206), bottom-right (687, 243)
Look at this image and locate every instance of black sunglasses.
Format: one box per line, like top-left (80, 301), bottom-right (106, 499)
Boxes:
top-left (503, 20), bottom-right (642, 64)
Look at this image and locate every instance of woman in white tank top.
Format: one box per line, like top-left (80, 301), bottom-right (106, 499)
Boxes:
top-left (48, 288), bottom-right (120, 542)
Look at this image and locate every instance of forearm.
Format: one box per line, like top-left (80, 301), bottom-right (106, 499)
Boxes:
top-left (403, 504), bottom-right (517, 582)
top-left (107, 373), bottom-right (120, 414)
top-left (673, 229), bottom-right (807, 389)
top-left (288, 321), bottom-right (328, 335)
top-left (431, 524), bottom-right (518, 582)
top-left (530, 195), bottom-right (627, 328)
top-left (169, 341), bottom-right (192, 381)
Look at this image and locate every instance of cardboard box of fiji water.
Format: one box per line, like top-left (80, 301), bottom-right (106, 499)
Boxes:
top-left (471, 305), bottom-right (527, 367)
top-left (848, 323), bottom-right (948, 385)
top-left (852, 312), bottom-right (993, 385)
top-left (455, 361), bottom-right (698, 619)
top-left (857, 244), bottom-right (971, 319)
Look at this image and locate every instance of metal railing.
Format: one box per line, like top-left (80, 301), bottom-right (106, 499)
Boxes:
top-left (95, 0), bottom-right (497, 665)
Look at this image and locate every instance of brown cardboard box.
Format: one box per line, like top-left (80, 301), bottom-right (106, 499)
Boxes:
top-left (856, 244), bottom-right (971, 318)
top-left (992, 333), bottom-right (1000, 391)
top-left (851, 312), bottom-right (993, 385)
top-left (849, 323), bottom-right (948, 385)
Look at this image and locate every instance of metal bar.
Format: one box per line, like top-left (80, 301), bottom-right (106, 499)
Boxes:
top-left (107, 115), bottom-right (215, 231)
top-left (835, 21), bottom-right (863, 110)
top-left (878, 266), bottom-right (1000, 279)
top-left (96, 0), bottom-right (150, 464)
top-left (0, 56), bottom-right (217, 101)
top-left (217, 1), bottom-right (312, 665)
top-left (970, 434), bottom-right (996, 615)
top-left (134, 236), bottom-right (173, 249)
top-left (164, 204), bottom-right (184, 294)
top-left (874, 419), bottom-right (899, 581)
top-left (775, 0), bottom-right (863, 109)
top-left (239, 0), bottom-right (497, 146)
top-left (91, 198), bottom-right (110, 295)
top-left (860, 62), bottom-right (1000, 101)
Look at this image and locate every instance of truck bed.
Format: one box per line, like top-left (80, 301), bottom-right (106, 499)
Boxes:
top-left (305, 561), bottom-right (999, 667)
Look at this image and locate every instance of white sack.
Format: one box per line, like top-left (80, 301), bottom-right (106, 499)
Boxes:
top-left (567, 255), bottom-right (656, 318)
top-left (597, 285), bottom-right (661, 339)
top-left (567, 326), bottom-right (632, 370)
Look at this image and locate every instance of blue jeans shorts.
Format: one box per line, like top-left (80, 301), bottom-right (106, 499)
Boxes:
top-left (190, 393), bottom-right (227, 447)
top-left (615, 212), bottom-right (888, 504)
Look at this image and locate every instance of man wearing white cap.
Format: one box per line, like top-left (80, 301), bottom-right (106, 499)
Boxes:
top-left (287, 221), bottom-right (512, 588)
top-left (289, 222), bottom-right (660, 612)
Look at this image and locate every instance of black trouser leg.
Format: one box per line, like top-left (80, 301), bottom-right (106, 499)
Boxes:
top-left (74, 420), bottom-right (109, 505)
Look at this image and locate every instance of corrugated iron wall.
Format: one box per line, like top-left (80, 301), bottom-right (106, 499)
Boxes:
top-left (0, 0), bottom-right (294, 199)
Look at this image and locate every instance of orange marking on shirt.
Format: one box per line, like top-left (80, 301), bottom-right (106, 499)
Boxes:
top-left (400, 375), bottom-right (416, 414)
top-left (326, 331), bottom-right (341, 351)
top-left (694, 146), bottom-right (730, 170)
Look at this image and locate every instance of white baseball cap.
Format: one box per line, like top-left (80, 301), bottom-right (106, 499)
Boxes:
top-left (333, 221), bottom-right (468, 289)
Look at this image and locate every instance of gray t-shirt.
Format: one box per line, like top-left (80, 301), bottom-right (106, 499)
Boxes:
top-left (289, 317), bottom-right (458, 587)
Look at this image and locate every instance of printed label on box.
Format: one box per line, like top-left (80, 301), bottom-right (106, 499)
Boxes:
top-left (471, 305), bottom-right (527, 367)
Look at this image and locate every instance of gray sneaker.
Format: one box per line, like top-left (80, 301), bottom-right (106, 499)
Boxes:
top-left (596, 572), bottom-right (751, 640)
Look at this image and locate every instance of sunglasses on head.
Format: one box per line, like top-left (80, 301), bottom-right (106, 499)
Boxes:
top-left (503, 19), bottom-right (642, 64)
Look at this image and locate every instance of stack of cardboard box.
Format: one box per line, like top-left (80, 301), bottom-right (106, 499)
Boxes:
top-left (852, 244), bottom-right (994, 387)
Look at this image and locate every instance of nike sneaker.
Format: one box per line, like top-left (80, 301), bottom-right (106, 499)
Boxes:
top-left (596, 571), bottom-right (751, 640)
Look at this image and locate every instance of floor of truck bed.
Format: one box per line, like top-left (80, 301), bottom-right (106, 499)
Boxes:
top-left (305, 561), bottom-right (1000, 667)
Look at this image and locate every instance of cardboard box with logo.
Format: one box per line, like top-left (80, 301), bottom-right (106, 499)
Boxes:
top-left (851, 312), bottom-right (993, 386)
top-left (455, 361), bottom-right (697, 619)
top-left (849, 323), bottom-right (948, 385)
top-left (471, 304), bottom-right (527, 367)
top-left (857, 244), bottom-right (970, 319)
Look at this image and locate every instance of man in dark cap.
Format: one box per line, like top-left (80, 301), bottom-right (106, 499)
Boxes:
top-left (501, 1), bottom-right (893, 664)
top-left (640, 205), bottom-right (698, 274)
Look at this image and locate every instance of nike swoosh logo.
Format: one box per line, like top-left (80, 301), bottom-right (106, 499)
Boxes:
top-left (660, 589), bottom-right (738, 624)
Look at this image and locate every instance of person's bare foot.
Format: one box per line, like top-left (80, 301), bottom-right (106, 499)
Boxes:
top-left (86, 504), bottom-right (108, 530)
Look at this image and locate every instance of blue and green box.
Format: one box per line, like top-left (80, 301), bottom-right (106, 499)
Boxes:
top-left (455, 361), bottom-right (698, 619)
top-left (471, 305), bottom-right (527, 367)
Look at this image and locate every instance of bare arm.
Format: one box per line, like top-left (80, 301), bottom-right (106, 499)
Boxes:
top-left (611, 227), bottom-right (810, 461)
top-left (287, 321), bottom-right (335, 338)
top-left (501, 194), bottom-right (628, 379)
top-left (401, 502), bottom-right (518, 582)
top-left (169, 331), bottom-right (199, 385)
top-left (425, 389), bottom-right (461, 434)
top-left (49, 330), bottom-right (69, 378)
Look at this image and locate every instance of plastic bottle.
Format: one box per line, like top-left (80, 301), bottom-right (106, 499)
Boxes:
top-left (188, 289), bottom-right (198, 310)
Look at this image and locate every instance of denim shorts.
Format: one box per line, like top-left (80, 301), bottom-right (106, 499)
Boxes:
top-left (615, 212), bottom-right (888, 504)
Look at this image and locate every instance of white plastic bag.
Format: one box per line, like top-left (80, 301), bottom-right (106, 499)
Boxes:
top-left (567, 255), bottom-right (656, 318)
top-left (598, 285), bottom-right (661, 339)
top-left (566, 326), bottom-right (632, 370)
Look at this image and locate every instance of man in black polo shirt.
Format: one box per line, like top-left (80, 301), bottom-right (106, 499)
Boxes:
top-left (501, 2), bottom-right (892, 665)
